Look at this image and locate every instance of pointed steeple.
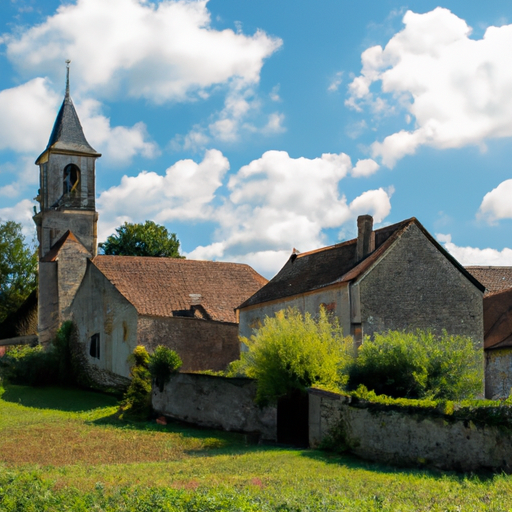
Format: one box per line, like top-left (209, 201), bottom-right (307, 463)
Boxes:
top-left (37, 61), bottom-right (99, 162)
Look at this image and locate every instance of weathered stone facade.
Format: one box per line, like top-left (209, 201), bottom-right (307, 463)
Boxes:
top-left (152, 373), bottom-right (277, 441)
top-left (239, 217), bottom-right (484, 351)
top-left (356, 223), bottom-right (483, 340)
top-left (485, 349), bottom-right (512, 399)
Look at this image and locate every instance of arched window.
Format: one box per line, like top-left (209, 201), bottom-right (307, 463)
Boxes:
top-left (63, 164), bottom-right (80, 195)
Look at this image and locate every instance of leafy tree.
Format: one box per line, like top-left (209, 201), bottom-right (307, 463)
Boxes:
top-left (99, 220), bottom-right (184, 258)
top-left (235, 307), bottom-right (354, 406)
top-left (0, 221), bottom-right (37, 323)
top-left (347, 330), bottom-right (483, 400)
top-left (148, 345), bottom-right (182, 392)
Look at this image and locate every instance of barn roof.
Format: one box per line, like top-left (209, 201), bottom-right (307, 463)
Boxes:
top-left (238, 217), bottom-right (484, 310)
top-left (465, 266), bottom-right (512, 296)
top-left (92, 255), bottom-right (267, 323)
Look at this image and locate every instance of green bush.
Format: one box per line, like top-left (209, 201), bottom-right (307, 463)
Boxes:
top-left (236, 307), bottom-right (353, 406)
top-left (121, 345), bottom-right (152, 420)
top-left (148, 345), bottom-right (182, 391)
top-left (347, 330), bottom-right (483, 400)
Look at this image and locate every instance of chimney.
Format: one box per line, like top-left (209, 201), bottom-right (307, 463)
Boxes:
top-left (189, 293), bottom-right (202, 306)
top-left (356, 215), bottom-right (375, 262)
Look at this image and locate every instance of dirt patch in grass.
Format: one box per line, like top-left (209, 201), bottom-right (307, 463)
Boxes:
top-left (0, 423), bottom-right (212, 466)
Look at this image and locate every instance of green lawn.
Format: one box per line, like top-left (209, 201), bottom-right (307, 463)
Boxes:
top-left (0, 383), bottom-right (511, 511)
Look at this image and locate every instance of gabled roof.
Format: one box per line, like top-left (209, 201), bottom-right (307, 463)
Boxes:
top-left (239, 217), bottom-right (484, 309)
top-left (91, 256), bottom-right (268, 323)
top-left (36, 70), bottom-right (100, 163)
top-left (465, 266), bottom-right (512, 296)
top-left (40, 230), bottom-right (91, 262)
top-left (483, 287), bottom-right (512, 350)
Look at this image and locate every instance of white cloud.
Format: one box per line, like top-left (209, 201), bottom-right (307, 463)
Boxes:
top-left (269, 85), bottom-right (281, 102)
top-left (0, 78), bottom-right (59, 154)
top-left (437, 233), bottom-right (512, 266)
top-left (328, 71), bottom-right (343, 92)
top-left (347, 8), bottom-right (512, 167)
top-left (262, 112), bottom-right (286, 134)
top-left (351, 158), bottom-right (380, 178)
top-left (191, 150), bottom-right (392, 275)
top-left (97, 148), bottom-right (229, 240)
top-left (4, 0), bottom-right (281, 103)
top-left (478, 179), bottom-right (512, 224)
top-left (0, 199), bottom-right (37, 240)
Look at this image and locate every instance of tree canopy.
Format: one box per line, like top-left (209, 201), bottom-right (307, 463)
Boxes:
top-left (98, 221), bottom-right (184, 258)
top-left (0, 221), bottom-right (38, 323)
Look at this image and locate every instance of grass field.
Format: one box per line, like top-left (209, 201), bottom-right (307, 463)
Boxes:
top-left (1, 383), bottom-right (512, 511)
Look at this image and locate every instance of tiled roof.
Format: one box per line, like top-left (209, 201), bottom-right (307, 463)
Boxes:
top-left (465, 267), bottom-right (512, 296)
top-left (239, 217), bottom-right (484, 309)
top-left (483, 287), bottom-right (512, 350)
top-left (36, 79), bottom-right (99, 163)
top-left (92, 256), bottom-right (267, 323)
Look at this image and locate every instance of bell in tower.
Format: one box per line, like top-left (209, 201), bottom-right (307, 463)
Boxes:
top-left (33, 60), bottom-right (101, 259)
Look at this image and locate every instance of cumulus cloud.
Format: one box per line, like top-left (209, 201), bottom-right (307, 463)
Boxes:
top-left (97, 149), bottom-right (229, 240)
top-left (0, 199), bottom-right (37, 240)
top-left (437, 233), bottom-right (512, 266)
top-left (478, 179), bottom-right (512, 224)
top-left (347, 8), bottom-right (512, 167)
top-left (189, 150), bottom-right (392, 275)
top-left (4, 0), bottom-right (281, 103)
top-left (351, 158), bottom-right (380, 178)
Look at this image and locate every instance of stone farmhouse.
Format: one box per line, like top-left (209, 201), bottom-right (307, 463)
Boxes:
top-left (238, 215), bottom-right (485, 349)
top-left (31, 66), bottom-right (267, 387)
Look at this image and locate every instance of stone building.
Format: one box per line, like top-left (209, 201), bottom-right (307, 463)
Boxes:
top-left (238, 215), bottom-right (485, 349)
top-left (466, 267), bottom-right (512, 398)
top-left (32, 65), bottom-right (267, 385)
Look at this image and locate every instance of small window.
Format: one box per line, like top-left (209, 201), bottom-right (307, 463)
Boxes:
top-left (63, 164), bottom-right (80, 195)
top-left (89, 333), bottom-right (100, 359)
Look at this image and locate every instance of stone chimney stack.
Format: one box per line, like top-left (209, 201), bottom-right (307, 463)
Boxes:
top-left (356, 215), bottom-right (375, 262)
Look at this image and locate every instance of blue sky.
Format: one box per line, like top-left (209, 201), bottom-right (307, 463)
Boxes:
top-left (0, 0), bottom-right (511, 277)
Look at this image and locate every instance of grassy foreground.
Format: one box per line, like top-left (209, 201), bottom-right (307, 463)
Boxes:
top-left (1, 385), bottom-right (512, 511)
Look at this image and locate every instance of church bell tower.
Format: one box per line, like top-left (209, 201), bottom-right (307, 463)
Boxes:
top-left (33, 61), bottom-right (101, 258)
top-left (34, 62), bottom-right (101, 343)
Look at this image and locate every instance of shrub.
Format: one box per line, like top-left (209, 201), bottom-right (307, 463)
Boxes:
top-left (148, 345), bottom-right (182, 392)
top-left (347, 330), bottom-right (483, 400)
top-left (237, 307), bottom-right (353, 406)
top-left (0, 322), bottom-right (75, 386)
top-left (121, 345), bottom-right (152, 420)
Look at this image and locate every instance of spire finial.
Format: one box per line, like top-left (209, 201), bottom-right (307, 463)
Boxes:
top-left (65, 59), bottom-right (71, 97)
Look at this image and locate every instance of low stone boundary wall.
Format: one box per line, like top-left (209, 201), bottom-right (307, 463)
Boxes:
top-left (309, 388), bottom-right (512, 473)
top-left (152, 373), bottom-right (277, 441)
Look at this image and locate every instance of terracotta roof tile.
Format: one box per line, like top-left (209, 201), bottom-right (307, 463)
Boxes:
top-left (465, 266), bottom-right (512, 296)
top-left (92, 256), bottom-right (267, 323)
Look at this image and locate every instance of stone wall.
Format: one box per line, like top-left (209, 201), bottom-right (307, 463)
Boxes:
top-left (309, 388), bottom-right (512, 473)
top-left (138, 316), bottom-right (240, 372)
top-left (38, 261), bottom-right (59, 344)
top-left (485, 348), bottom-right (512, 399)
top-left (152, 373), bottom-right (277, 441)
top-left (358, 223), bottom-right (483, 342)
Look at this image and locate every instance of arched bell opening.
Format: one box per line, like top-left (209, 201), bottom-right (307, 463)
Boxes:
top-left (63, 164), bottom-right (80, 195)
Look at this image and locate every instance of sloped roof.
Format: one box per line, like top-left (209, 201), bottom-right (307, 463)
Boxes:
top-left (92, 256), bottom-right (268, 323)
top-left (483, 287), bottom-right (512, 350)
top-left (36, 73), bottom-right (100, 163)
top-left (465, 266), bottom-right (512, 296)
top-left (239, 217), bottom-right (484, 309)
top-left (41, 230), bottom-right (91, 262)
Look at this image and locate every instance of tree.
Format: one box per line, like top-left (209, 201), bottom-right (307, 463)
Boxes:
top-left (98, 220), bottom-right (184, 258)
top-left (235, 307), bottom-right (353, 406)
top-left (0, 221), bottom-right (37, 323)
